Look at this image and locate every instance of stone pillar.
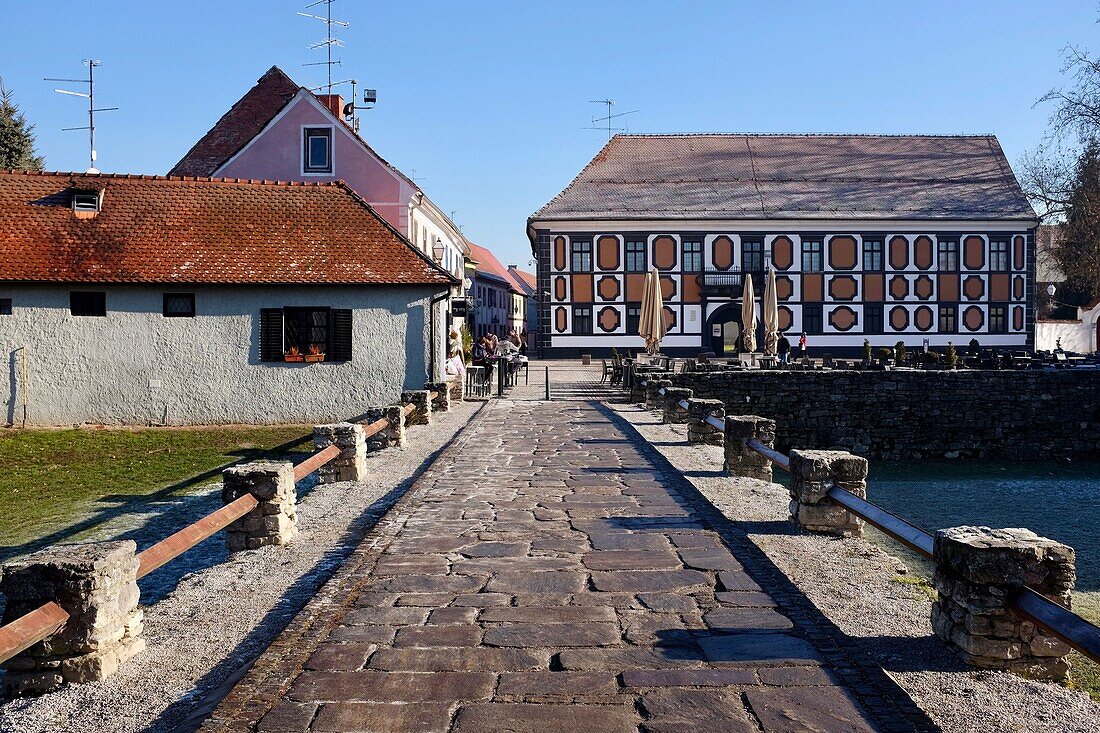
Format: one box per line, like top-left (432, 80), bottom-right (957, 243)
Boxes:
top-left (445, 374), bottom-right (464, 404)
top-left (366, 405), bottom-right (406, 451)
top-left (687, 399), bottom-right (725, 445)
top-left (630, 367), bottom-right (662, 404)
top-left (0, 541), bottom-right (144, 697)
top-left (401, 390), bottom-right (432, 426)
top-left (662, 387), bottom-right (693, 424)
top-left (645, 378), bottom-right (673, 410)
top-left (222, 461), bottom-right (297, 551)
top-left (312, 422), bottom-right (366, 483)
top-left (723, 415), bottom-right (776, 480)
top-left (424, 381), bottom-right (452, 412)
top-left (931, 526), bottom-right (1075, 680)
top-left (787, 449), bottom-right (867, 536)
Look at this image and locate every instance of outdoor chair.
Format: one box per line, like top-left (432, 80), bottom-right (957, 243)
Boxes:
top-left (600, 358), bottom-right (612, 384)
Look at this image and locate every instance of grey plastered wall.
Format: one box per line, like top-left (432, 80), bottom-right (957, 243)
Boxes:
top-left (0, 283), bottom-right (443, 426)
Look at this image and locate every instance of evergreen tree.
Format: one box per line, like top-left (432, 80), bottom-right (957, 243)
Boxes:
top-left (1058, 139), bottom-right (1100, 301)
top-left (0, 78), bottom-right (44, 171)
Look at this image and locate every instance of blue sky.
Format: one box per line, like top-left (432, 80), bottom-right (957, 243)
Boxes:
top-left (2, 1), bottom-right (1096, 267)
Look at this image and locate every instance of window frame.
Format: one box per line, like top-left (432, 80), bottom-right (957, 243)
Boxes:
top-left (864, 303), bottom-right (884, 334)
top-left (989, 304), bottom-right (1009, 334)
top-left (802, 304), bottom-right (823, 335)
top-left (570, 239), bottom-right (593, 273)
top-left (681, 239), bottom-right (703, 273)
top-left (625, 239), bottom-right (647, 272)
top-left (742, 239), bottom-right (764, 272)
top-left (937, 239), bottom-right (959, 271)
top-left (302, 126), bottom-right (334, 175)
top-left (626, 303), bottom-right (642, 335)
top-left (989, 238), bottom-right (1010, 272)
top-left (862, 238), bottom-right (884, 271)
top-left (283, 306), bottom-right (332, 355)
top-left (70, 291), bottom-right (106, 317)
top-left (801, 239), bottom-right (824, 272)
top-left (0, 298), bottom-right (11, 316)
top-left (162, 292), bottom-right (196, 318)
top-left (572, 305), bottom-right (593, 335)
top-left (938, 304), bottom-right (957, 333)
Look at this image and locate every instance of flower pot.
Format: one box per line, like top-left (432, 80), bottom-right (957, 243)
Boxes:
top-left (284, 354), bottom-right (305, 363)
top-left (304, 353), bottom-right (325, 363)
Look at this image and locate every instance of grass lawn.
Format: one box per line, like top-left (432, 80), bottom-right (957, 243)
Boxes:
top-left (0, 425), bottom-right (312, 554)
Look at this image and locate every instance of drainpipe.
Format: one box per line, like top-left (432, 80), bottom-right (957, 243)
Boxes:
top-left (428, 289), bottom-right (451, 381)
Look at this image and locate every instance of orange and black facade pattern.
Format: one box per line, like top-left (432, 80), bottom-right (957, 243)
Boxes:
top-left (535, 229), bottom-right (1035, 356)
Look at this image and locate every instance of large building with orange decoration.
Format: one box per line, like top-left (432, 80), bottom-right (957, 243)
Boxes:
top-left (527, 134), bottom-right (1038, 357)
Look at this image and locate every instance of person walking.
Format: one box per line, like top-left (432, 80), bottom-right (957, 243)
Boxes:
top-left (798, 332), bottom-right (808, 358)
top-left (777, 332), bottom-right (791, 365)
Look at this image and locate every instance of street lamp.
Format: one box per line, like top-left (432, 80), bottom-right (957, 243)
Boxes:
top-left (432, 237), bottom-right (445, 263)
top-left (1047, 283), bottom-right (1057, 297)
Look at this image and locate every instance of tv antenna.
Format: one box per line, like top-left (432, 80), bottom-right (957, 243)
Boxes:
top-left (45, 60), bottom-right (118, 173)
top-left (298, 0), bottom-right (349, 96)
top-left (308, 78), bottom-right (377, 133)
top-left (583, 99), bottom-right (638, 139)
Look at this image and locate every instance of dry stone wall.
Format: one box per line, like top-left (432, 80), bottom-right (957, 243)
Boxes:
top-left (667, 370), bottom-right (1100, 460)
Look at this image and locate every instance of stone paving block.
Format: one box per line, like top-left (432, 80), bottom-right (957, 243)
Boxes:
top-left (375, 574), bottom-right (485, 594)
top-left (312, 702), bottom-right (454, 732)
top-left (639, 688), bottom-right (759, 732)
top-left (703, 607), bottom-right (794, 632)
top-left (582, 550), bottom-right (682, 571)
top-left (451, 592), bottom-right (512, 607)
top-left (304, 643), bottom-right (377, 671)
top-left (485, 571), bottom-right (587, 594)
top-left (715, 591), bottom-right (778, 607)
top-left (393, 625), bottom-right (482, 647)
top-left (451, 557), bottom-right (576, 574)
top-left (622, 668), bottom-right (758, 688)
top-left (636, 593), bottom-right (699, 613)
top-left (559, 647), bottom-right (707, 671)
top-left (478, 606), bottom-right (616, 623)
top-left (395, 593), bottom-right (461, 607)
top-left (340, 607), bottom-right (429, 626)
top-left (588, 533), bottom-right (673, 552)
top-left (757, 666), bottom-right (836, 686)
top-left (677, 547), bottom-right (745, 571)
top-left (287, 671), bottom-right (495, 703)
top-left (590, 569), bottom-right (712, 593)
top-left (496, 671), bottom-right (621, 701)
top-left (452, 703), bottom-right (639, 733)
top-left (745, 686), bottom-right (877, 732)
top-left (327, 626), bottom-right (397, 644)
top-left (718, 571), bottom-right (764, 592)
top-left (483, 623), bottom-right (622, 648)
top-left (697, 634), bottom-right (823, 667)
top-left (427, 607), bottom-right (479, 625)
top-left (256, 700), bottom-right (317, 732)
top-left (460, 541), bottom-right (530, 558)
top-left (367, 647), bottom-right (549, 672)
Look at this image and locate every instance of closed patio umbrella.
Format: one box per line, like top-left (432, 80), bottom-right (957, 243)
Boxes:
top-left (741, 272), bottom-right (757, 353)
top-left (763, 266), bottom-right (779, 356)
top-left (639, 268), bottom-right (666, 355)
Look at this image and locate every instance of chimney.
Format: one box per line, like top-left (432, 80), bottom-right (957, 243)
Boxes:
top-left (508, 264), bottom-right (518, 270)
top-left (316, 94), bottom-right (345, 119)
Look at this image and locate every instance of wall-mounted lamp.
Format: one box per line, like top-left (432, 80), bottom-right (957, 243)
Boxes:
top-left (432, 237), bottom-right (445, 263)
top-left (1047, 283), bottom-right (1057, 297)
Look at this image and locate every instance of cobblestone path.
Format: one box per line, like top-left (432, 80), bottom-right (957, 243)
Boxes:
top-left (215, 397), bottom-right (897, 732)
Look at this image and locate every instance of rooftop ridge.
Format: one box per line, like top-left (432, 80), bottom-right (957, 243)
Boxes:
top-left (608, 132), bottom-right (1000, 139)
top-left (0, 170), bottom-right (347, 187)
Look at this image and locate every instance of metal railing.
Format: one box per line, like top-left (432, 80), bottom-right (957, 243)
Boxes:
top-left (0, 391), bottom-right (440, 669)
top-left (655, 385), bottom-right (1100, 664)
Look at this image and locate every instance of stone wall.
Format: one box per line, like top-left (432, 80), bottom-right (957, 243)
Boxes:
top-left (667, 369), bottom-right (1100, 460)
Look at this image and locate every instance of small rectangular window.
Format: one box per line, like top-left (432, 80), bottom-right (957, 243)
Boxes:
top-left (626, 304), bottom-right (641, 334)
top-left (743, 240), bottom-right (764, 272)
top-left (802, 304), bottom-right (823, 335)
top-left (625, 240), bottom-right (646, 272)
top-left (70, 291), bottom-right (106, 317)
top-left (990, 239), bottom-right (1010, 272)
top-left (864, 304), bottom-right (883, 334)
top-left (303, 127), bottom-right (333, 173)
top-left (572, 306), bottom-right (592, 335)
top-left (682, 240), bottom-right (703, 272)
top-left (72, 192), bottom-right (101, 212)
top-left (938, 304), bottom-right (957, 333)
top-left (938, 240), bottom-right (958, 271)
top-left (0, 298), bottom-right (11, 316)
top-left (163, 293), bottom-right (195, 318)
top-left (863, 239), bottom-right (883, 271)
top-left (801, 239), bottom-right (823, 272)
top-left (989, 304), bottom-right (1008, 333)
top-left (571, 240), bottom-right (592, 272)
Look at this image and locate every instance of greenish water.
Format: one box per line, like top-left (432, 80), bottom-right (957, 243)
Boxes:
top-left (865, 460), bottom-right (1100, 592)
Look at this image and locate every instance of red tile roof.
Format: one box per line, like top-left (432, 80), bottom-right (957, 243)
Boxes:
top-left (0, 171), bottom-right (455, 286)
top-left (508, 267), bottom-right (536, 293)
top-left (168, 67), bottom-right (300, 178)
top-left (469, 243), bottom-right (520, 293)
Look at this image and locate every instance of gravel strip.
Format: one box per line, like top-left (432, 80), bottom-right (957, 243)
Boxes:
top-left (612, 401), bottom-right (1098, 733)
top-left (0, 400), bottom-right (481, 733)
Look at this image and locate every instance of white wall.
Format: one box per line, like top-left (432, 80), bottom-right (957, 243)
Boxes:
top-left (0, 284), bottom-right (442, 426)
top-left (1036, 302), bottom-right (1099, 353)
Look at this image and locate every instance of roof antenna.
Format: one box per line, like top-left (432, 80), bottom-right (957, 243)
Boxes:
top-left (45, 60), bottom-right (118, 173)
top-left (582, 99), bottom-right (638, 140)
top-left (298, 0), bottom-right (349, 96)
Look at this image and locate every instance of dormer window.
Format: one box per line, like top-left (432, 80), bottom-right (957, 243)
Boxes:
top-left (72, 190), bottom-right (102, 213)
top-left (303, 127), bottom-right (333, 174)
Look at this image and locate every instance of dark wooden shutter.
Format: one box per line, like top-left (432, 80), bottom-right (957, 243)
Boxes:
top-left (259, 308), bottom-right (284, 361)
top-left (329, 309), bottom-right (353, 361)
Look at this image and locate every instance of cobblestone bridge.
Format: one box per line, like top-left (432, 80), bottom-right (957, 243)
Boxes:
top-left (201, 369), bottom-right (934, 732)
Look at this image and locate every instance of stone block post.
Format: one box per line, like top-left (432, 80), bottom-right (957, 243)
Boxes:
top-left (401, 390), bottom-right (432, 426)
top-left (723, 415), bottom-right (776, 480)
top-left (0, 541), bottom-right (144, 697)
top-left (445, 375), bottom-right (464, 404)
top-left (662, 387), bottom-right (693, 424)
top-left (222, 461), bottom-right (298, 551)
top-left (644, 378), bottom-right (673, 410)
top-left (424, 381), bottom-right (452, 412)
top-left (630, 367), bottom-right (662, 403)
top-left (366, 405), bottom-right (406, 451)
top-left (787, 449), bottom-right (867, 536)
top-left (687, 399), bottom-right (725, 445)
top-left (312, 422), bottom-right (366, 483)
top-left (931, 526), bottom-right (1075, 680)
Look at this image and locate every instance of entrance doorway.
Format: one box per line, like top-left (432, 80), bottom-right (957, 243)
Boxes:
top-left (706, 302), bottom-right (763, 355)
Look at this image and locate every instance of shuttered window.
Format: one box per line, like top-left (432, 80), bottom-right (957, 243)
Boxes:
top-left (258, 307), bottom-right (353, 362)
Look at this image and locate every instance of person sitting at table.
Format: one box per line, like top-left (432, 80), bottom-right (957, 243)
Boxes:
top-left (472, 335), bottom-right (493, 380)
top-left (486, 331), bottom-right (499, 357)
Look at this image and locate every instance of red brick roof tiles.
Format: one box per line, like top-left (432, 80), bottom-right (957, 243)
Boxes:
top-left (469, 243), bottom-right (520, 293)
top-left (0, 171), bottom-right (454, 286)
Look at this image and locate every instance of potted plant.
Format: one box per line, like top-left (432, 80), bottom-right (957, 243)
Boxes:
top-left (922, 350), bottom-right (941, 370)
top-left (284, 346), bottom-right (305, 363)
top-left (304, 344), bottom-right (325, 363)
top-left (894, 341), bottom-right (907, 366)
top-left (877, 347), bottom-right (894, 367)
top-left (945, 341), bottom-right (958, 370)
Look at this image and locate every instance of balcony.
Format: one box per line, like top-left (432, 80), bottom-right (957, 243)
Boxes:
top-left (696, 268), bottom-right (763, 298)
